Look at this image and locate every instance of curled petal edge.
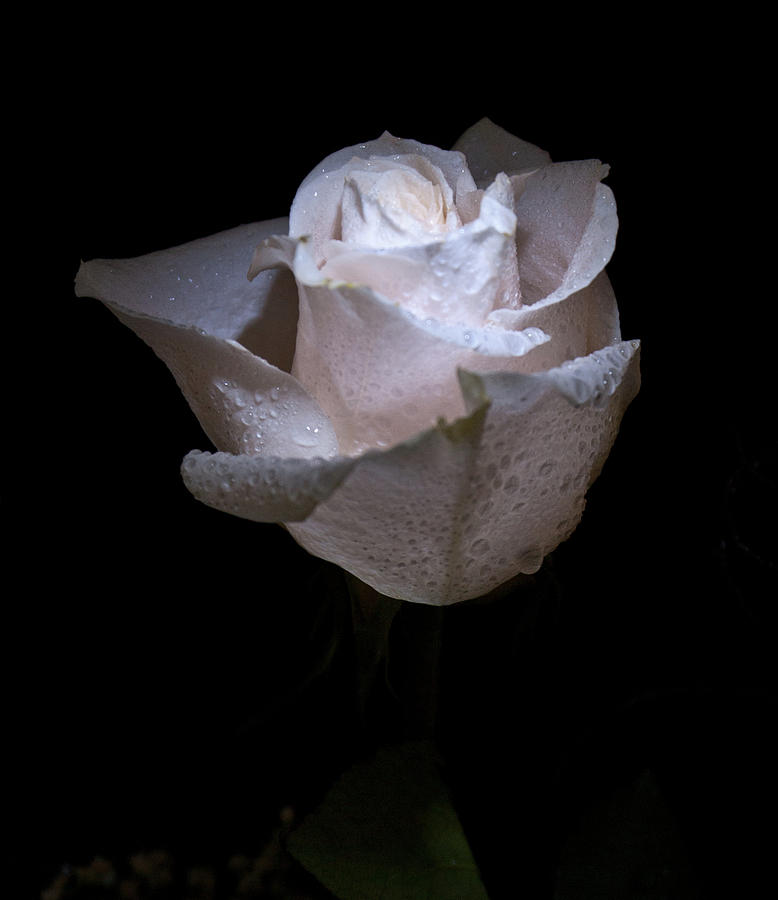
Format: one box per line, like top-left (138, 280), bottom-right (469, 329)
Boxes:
top-left (459, 338), bottom-right (641, 414)
top-left (248, 233), bottom-right (551, 357)
top-left (179, 338), bottom-right (640, 532)
top-left (75, 219), bottom-right (293, 341)
top-left (535, 182), bottom-right (618, 308)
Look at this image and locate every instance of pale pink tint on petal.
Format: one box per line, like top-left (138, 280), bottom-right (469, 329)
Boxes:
top-left (284, 339), bottom-right (640, 605)
top-left (248, 234), bottom-right (549, 454)
top-left (291, 276), bottom-right (549, 455)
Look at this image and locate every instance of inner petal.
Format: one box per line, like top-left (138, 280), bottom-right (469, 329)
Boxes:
top-left (341, 156), bottom-right (461, 249)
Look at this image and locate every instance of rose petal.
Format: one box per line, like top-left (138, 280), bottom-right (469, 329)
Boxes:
top-left (320, 173), bottom-right (521, 325)
top-left (91, 309), bottom-right (340, 458)
top-left (249, 236), bottom-right (550, 455)
top-left (453, 118), bottom-right (552, 188)
top-left (513, 160), bottom-right (616, 304)
top-left (339, 154), bottom-right (462, 249)
top-left (289, 133), bottom-right (476, 259)
top-left (75, 220), bottom-right (299, 372)
top-left (179, 339), bottom-right (639, 604)
top-left (75, 227), bottom-right (338, 459)
top-left (282, 339), bottom-right (640, 605)
top-left (459, 339), bottom-right (641, 415)
top-left (181, 450), bottom-right (357, 522)
top-left (482, 270), bottom-right (622, 373)
top-left (544, 182), bottom-right (618, 304)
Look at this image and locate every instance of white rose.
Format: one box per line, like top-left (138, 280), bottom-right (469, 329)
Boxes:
top-left (75, 118), bottom-right (640, 605)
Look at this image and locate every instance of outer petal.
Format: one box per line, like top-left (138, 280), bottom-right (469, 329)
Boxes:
top-left (178, 338), bottom-right (639, 605)
top-left (75, 220), bottom-right (299, 372)
top-left (181, 450), bottom-right (357, 522)
top-left (452, 118), bottom-right (552, 187)
top-left (249, 236), bottom-right (550, 455)
top-left (75, 225), bottom-right (339, 459)
top-left (283, 339), bottom-right (641, 605)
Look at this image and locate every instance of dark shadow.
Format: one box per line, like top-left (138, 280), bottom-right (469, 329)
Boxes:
top-left (236, 268), bottom-right (299, 372)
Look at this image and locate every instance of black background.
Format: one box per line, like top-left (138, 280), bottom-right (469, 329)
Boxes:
top-left (15, 16), bottom-right (775, 899)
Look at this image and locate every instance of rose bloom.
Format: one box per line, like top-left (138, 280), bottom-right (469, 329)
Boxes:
top-left (75, 119), bottom-right (639, 605)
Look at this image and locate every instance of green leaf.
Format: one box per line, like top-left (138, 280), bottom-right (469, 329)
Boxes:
top-left (288, 741), bottom-right (489, 899)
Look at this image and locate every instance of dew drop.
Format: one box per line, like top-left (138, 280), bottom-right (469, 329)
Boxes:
top-left (517, 547), bottom-right (543, 573)
top-left (293, 425), bottom-right (321, 448)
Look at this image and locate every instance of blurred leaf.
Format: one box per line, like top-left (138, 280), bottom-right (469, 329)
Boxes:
top-left (288, 741), bottom-right (488, 899)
